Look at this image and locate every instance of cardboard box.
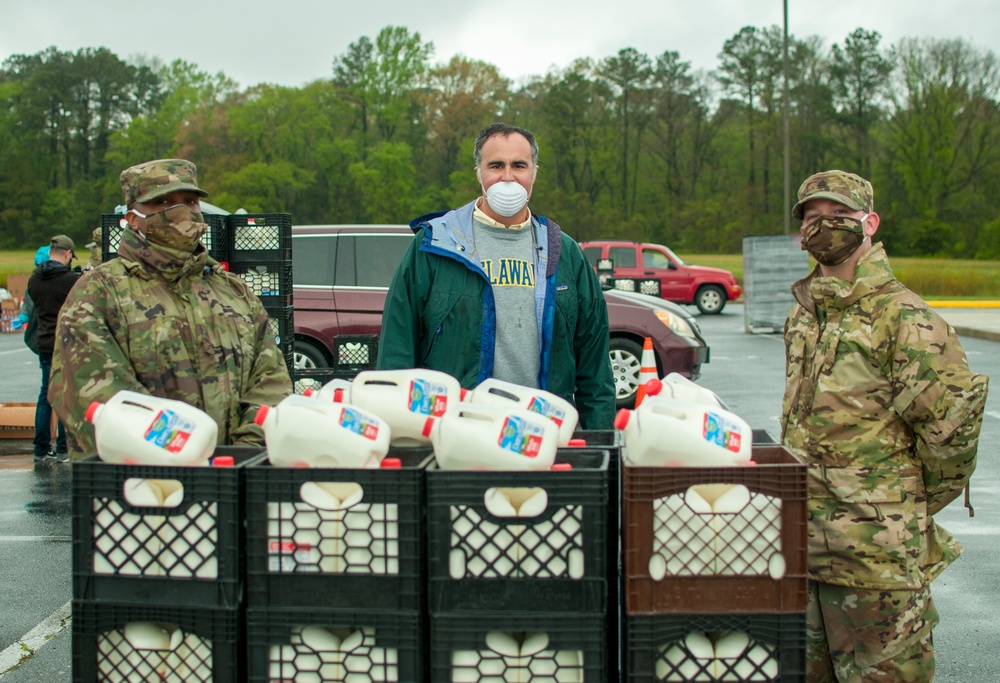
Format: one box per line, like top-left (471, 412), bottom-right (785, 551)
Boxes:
top-left (5, 273), bottom-right (30, 301)
top-left (0, 403), bottom-right (56, 440)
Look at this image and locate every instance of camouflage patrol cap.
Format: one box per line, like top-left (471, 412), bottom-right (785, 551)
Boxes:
top-left (792, 170), bottom-right (873, 219)
top-left (120, 158), bottom-right (209, 206)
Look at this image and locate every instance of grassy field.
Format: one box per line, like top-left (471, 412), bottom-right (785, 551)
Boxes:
top-left (681, 253), bottom-right (1000, 300)
top-left (3, 249), bottom-right (998, 300)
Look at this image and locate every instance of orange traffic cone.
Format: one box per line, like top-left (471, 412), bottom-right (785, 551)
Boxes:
top-left (633, 337), bottom-right (657, 408)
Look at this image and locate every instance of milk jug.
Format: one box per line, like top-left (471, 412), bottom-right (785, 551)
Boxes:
top-left (255, 394), bottom-right (390, 468)
top-left (464, 378), bottom-right (579, 446)
top-left (305, 377), bottom-right (353, 403)
top-left (350, 369), bottom-right (462, 445)
top-left (615, 397), bottom-right (752, 467)
top-left (425, 405), bottom-right (560, 471)
top-left (643, 372), bottom-right (727, 409)
top-left (86, 390), bottom-right (218, 466)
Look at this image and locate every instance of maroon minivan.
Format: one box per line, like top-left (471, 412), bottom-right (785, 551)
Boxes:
top-left (292, 225), bottom-right (709, 408)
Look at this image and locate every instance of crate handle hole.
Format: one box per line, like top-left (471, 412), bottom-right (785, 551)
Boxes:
top-left (299, 481), bottom-right (364, 510)
top-left (123, 478), bottom-right (184, 508)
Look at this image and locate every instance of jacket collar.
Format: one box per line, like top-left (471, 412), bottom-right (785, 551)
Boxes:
top-left (791, 243), bottom-right (894, 315)
top-left (116, 227), bottom-right (212, 284)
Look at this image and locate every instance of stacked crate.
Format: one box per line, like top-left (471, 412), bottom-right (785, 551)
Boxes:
top-left (71, 447), bottom-right (263, 682)
top-left (224, 213), bottom-right (294, 374)
top-left (425, 447), bottom-right (612, 682)
top-left (242, 448), bottom-right (432, 682)
top-left (621, 445), bottom-right (809, 682)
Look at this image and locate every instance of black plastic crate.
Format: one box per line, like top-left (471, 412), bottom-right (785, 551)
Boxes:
top-left (247, 607), bottom-right (423, 683)
top-left (624, 612), bottom-right (806, 682)
top-left (228, 260), bottom-right (293, 307)
top-left (99, 213), bottom-right (227, 262)
top-left (573, 429), bottom-right (624, 682)
top-left (623, 445), bottom-right (808, 615)
top-left (245, 448), bottom-right (432, 610)
top-left (72, 447), bottom-right (264, 608)
top-left (73, 600), bottom-right (242, 683)
top-left (225, 213), bottom-right (292, 262)
top-left (291, 368), bottom-right (359, 395)
top-left (264, 305), bottom-right (295, 374)
top-left (332, 334), bottom-right (379, 371)
top-left (431, 611), bottom-right (608, 682)
top-left (610, 278), bottom-right (662, 297)
top-left (426, 448), bottom-right (609, 614)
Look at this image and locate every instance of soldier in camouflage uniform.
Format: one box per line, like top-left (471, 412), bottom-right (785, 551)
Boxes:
top-left (781, 170), bottom-right (989, 682)
top-left (49, 159), bottom-right (292, 458)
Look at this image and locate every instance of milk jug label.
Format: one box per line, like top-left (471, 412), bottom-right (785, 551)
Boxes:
top-left (703, 412), bottom-right (743, 452)
top-left (527, 396), bottom-right (566, 424)
top-left (408, 379), bottom-right (449, 416)
top-left (144, 409), bottom-right (195, 453)
top-left (339, 407), bottom-right (380, 440)
top-left (498, 416), bottom-right (544, 458)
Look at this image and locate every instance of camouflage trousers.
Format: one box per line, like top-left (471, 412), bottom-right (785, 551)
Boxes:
top-left (806, 581), bottom-right (938, 682)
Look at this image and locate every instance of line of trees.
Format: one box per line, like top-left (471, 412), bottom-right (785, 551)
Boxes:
top-left (2, 26), bottom-right (999, 258)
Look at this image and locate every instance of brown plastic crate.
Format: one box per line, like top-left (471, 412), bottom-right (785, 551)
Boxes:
top-left (623, 445), bottom-right (807, 614)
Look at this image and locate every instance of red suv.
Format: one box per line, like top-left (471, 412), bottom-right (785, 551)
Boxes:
top-left (580, 240), bottom-right (742, 314)
top-left (292, 226), bottom-right (710, 407)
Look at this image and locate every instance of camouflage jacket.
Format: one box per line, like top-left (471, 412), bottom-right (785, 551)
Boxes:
top-left (781, 243), bottom-right (988, 590)
top-left (49, 229), bottom-right (292, 457)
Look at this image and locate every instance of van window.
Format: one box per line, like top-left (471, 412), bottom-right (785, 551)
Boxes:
top-left (609, 246), bottom-right (636, 268)
top-left (583, 246), bottom-right (601, 268)
top-left (335, 234), bottom-right (413, 288)
top-left (292, 235), bottom-right (337, 285)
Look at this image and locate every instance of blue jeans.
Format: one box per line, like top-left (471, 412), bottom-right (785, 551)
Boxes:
top-left (34, 352), bottom-right (67, 456)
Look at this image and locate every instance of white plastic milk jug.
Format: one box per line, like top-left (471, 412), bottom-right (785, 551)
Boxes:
top-left (351, 369), bottom-right (462, 445)
top-left (255, 394), bottom-right (390, 469)
top-left (86, 390), bottom-right (218, 466)
top-left (305, 377), bottom-right (352, 403)
top-left (464, 378), bottom-right (579, 446)
top-left (425, 404), bottom-right (560, 471)
top-left (615, 397), bottom-right (752, 467)
top-left (643, 372), bottom-right (726, 409)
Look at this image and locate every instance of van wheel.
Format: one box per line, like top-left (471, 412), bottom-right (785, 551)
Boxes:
top-left (609, 338), bottom-right (647, 409)
top-left (695, 285), bottom-right (726, 315)
top-left (294, 339), bottom-right (329, 370)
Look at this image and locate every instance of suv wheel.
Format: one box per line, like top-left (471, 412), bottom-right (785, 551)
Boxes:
top-left (695, 284), bottom-right (726, 315)
top-left (293, 339), bottom-right (329, 370)
top-left (609, 337), bottom-right (646, 409)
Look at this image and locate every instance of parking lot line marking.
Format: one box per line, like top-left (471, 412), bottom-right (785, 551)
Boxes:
top-left (0, 536), bottom-right (71, 542)
top-left (0, 601), bottom-right (71, 678)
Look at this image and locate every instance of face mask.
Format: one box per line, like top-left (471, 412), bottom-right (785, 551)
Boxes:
top-left (485, 181), bottom-right (529, 217)
top-left (129, 204), bottom-right (208, 252)
top-left (801, 214), bottom-right (867, 266)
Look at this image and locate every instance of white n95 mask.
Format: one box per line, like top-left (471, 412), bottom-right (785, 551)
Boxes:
top-left (485, 182), bottom-right (528, 217)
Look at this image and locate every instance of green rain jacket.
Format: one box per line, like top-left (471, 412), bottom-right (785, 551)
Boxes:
top-left (781, 243), bottom-right (988, 590)
top-left (49, 228), bottom-right (292, 457)
top-left (377, 201), bottom-right (616, 430)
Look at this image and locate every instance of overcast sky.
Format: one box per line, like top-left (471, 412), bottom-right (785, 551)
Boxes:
top-left (2, 0), bottom-right (997, 88)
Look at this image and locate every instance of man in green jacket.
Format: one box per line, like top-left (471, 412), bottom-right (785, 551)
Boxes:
top-left (378, 122), bottom-right (615, 430)
top-left (781, 170), bottom-right (988, 682)
top-left (49, 159), bottom-right (292, 457)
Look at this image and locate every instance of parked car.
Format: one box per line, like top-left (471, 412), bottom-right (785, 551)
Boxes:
top-left (292, 225), bottom-right (710, 407)
top-left (579, 240), bottom-right (742, 314)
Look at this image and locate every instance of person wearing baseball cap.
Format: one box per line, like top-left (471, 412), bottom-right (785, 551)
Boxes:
top-left (27, 235), bottom-right (83, 463)
top-left (781, 170), bottom-right (989, 680)
top-left (48, 159), bottom-right (292, 459)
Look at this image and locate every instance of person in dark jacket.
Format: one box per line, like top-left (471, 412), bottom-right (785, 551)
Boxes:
top-left (377, 122), bottom-right (616, 429)
top-left (26, 235), bottom-right (82, 462)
